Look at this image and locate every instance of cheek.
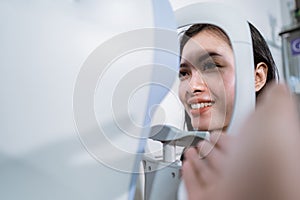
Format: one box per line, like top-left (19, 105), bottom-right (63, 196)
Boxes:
top-left (178, 81), bottom-right (187, 104)
top-left (210, 71), bottom-right (235, 106)
top-left (225, 74), bottom-right (235, 99)
top-left (223, 73), bottom-right (236, 113)
top-left (224, 79), bottom-right (235, 99)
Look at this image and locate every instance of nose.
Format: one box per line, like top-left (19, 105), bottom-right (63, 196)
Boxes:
top-left (189, 70), bottom-right (206, 93)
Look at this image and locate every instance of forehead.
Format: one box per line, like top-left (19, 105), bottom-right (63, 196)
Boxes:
top-left (181, 30), bottom-right (233, 59)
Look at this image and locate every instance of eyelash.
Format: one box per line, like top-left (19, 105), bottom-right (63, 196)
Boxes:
top-left (202, 61), bottom-right (220, 71)
top-left (178, 61), bottom-right (222, 80)
top-left (178, 68), bottom-right (190, 79)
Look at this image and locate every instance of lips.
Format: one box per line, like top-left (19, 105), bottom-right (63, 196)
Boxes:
top-left (187, 98), bottom-right (214, 114)
top-left (190, 102), bottom-right (213, 109)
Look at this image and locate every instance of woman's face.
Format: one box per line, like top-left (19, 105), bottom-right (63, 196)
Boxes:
top-left (179, 29), bottom-right (235, 131)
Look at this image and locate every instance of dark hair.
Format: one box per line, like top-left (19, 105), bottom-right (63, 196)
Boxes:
top-left (248, 22), bottom-right (279, 96)
top-left (180, 23), bottom-right (279, 130)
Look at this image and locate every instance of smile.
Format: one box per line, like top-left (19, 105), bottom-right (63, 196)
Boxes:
top-left (190, 102), bottom-right (214, 109)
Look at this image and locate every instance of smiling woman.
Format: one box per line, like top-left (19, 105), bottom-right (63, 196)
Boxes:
top-left (178, 23), bottom-right (280, 200)
top-left (179, 23), bottom-right (279, 132)
top-left (179, 24), bottom-right (235, 131)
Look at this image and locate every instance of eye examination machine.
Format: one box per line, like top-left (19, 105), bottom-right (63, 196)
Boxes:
top-left (0, 1), bottom-right (255, 200)
top-left (141, 2), bottom-right (255, 200)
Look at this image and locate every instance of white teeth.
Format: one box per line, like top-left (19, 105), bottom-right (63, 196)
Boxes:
top-left (191, 102), bottom-right (213, 109)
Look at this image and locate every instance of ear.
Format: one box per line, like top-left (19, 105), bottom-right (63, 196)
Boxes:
top-left (255, 62), bottom-right (268, 92)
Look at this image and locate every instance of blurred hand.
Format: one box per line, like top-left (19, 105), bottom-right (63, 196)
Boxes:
top-left (181, 83), bottom-right (300, 200)
top-left (182, 131), bottom-right (232, 200)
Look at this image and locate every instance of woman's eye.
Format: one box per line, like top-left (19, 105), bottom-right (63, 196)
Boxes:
top-left (179, 70), bottom-right (189, 79)
top-left (203, 62), bottom-right (217, 70)
top-left (200, 61), bottom-right (221, 71)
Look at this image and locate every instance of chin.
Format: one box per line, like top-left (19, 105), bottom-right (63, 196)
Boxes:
top-left (191, 121), bottom-right (226, 131)
top-left (191, 121), bottom-right (209, 131)
top-left (191, 114), bottom-right (230, 130)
